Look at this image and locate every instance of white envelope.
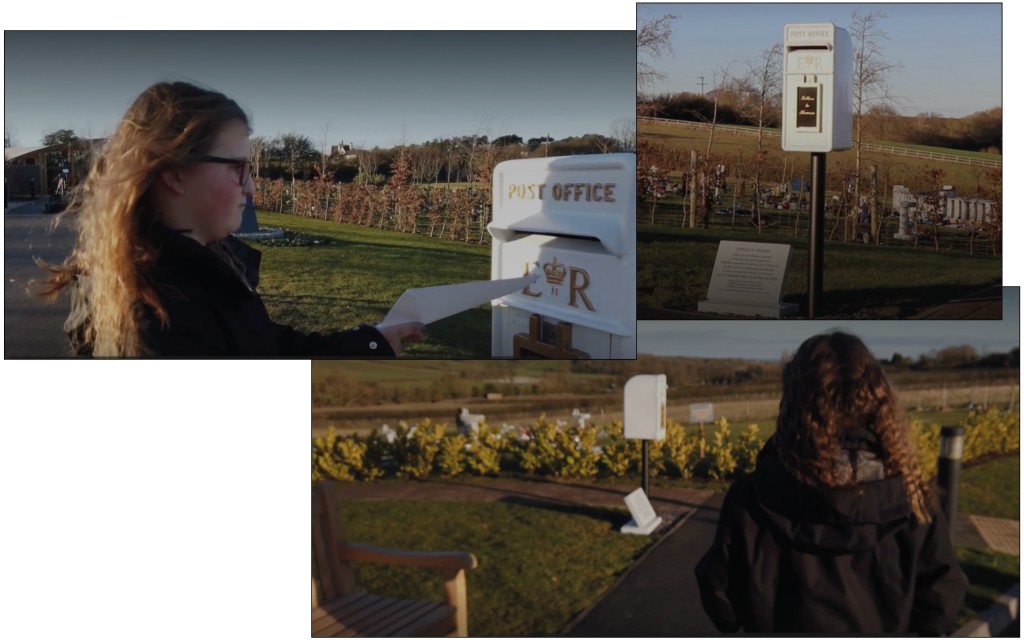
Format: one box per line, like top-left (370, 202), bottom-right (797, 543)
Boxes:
top-left (379, 269), bottom-right (541, 328)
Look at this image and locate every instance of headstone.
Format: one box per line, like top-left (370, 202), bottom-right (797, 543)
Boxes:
top-left (698, 241), bottom-right (799, 318)
top-left (894, 202), bottom-right (915, 240)
top-left (620, 488), bottom-right (662, 535)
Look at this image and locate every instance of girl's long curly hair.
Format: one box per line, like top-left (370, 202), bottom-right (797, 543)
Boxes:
top-left (774, 331), bottom-right (933, 523)
top-left (39, 82), bottom-right (249, 356)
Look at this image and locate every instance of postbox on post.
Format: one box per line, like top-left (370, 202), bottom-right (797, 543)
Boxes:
top-left (783, 23), bottom-right (853, 318)
top-left (624, 374), bottom-right (667, 500)
top-left (782, 23), bottom-right (853, 153)
top-left (489, 153), bottom-right (636, 359)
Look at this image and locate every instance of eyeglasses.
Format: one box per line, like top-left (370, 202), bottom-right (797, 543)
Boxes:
top-left (194, 155), bottom-right (252, 186)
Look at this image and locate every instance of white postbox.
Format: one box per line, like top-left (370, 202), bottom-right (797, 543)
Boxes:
top-left (624, 374), bottom-right (667, 441)
top-left (782, 23), bottom-right (853, 152)
top-left (489, 153), bottom-right (636, 359)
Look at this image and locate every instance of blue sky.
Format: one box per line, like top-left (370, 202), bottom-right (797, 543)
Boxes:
top-left (4, 31), bottom-right (634, 150)
top-left (638, 3), bottom-right (1002, 117)
top-left (639, 289), bottom-right (1020, 360)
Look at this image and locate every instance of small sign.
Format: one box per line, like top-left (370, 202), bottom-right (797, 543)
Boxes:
top-left (796, 85), bottom-right (819, 129)
top-left (620, 488), bottom-right (662, 536)
top-left (689, 402), bottom-right (714, 424)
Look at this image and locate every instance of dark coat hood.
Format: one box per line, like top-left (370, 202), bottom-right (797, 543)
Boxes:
top-left (751, 437), bottom-right (913, 554)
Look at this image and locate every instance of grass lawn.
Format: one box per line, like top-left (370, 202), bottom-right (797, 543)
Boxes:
top-left (246, 210), bottom-right (491, 357)
top-left (339, 500), bottom-right (651, 636)
top-left (638, 222), bottom-right (1000, 317)
top-left (959, 454), bottom-right (1020, 520)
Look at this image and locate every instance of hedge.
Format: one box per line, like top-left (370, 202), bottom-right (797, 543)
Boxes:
top-left (313, 408), bottom-right (1019, 485)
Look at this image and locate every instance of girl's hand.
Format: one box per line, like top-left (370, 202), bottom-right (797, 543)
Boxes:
top-left (377, 322), bottom-right (426, 356)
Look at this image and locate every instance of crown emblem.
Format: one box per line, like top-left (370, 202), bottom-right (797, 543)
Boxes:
top-left (544, 257), bottom-right (567, 285)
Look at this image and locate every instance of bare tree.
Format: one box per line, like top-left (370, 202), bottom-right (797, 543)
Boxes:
top-left (849, 10), bottom-right (903, 243)
top-left (739, 43), bottom-right (782, 232)
top-left (249, 136), bottom-right (266, 179)
top-left (4, 126), bottom-right (15, 148)
top-left (316, 124), bottom-right (332, 179)
top-left (356, 146), bottom-right (385, 184)
top-left (637, 13), bottom-right (677, 93)
top-left (610, 117), bottom-right (636, 153)
top-left (704, 62), bottom-right (736, 158)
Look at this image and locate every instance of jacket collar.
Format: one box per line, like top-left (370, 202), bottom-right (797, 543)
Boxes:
top-left (149, 224), bottom-right (262, 300)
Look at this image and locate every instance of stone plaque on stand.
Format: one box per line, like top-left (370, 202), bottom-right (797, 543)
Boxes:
top-left (697, 241), bottom-right (799, 318)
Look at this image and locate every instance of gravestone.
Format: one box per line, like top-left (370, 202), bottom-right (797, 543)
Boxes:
top-left (893, 202), bottom-right (915, 240)
top-left (698, 241), bottom-right (798, 317)
top-left (620, 488), bottom-right (662, 535)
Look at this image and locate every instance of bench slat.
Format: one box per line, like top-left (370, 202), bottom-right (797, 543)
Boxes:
top-left (358, 599), bottom-right (441, 636)
top-left (313, 593), bottom-right (397, 636)
top-left (312, 593), bottom-right (455, 638)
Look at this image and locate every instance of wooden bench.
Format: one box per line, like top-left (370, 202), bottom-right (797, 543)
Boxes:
top-left (312, 482), bottom-right (478, 637)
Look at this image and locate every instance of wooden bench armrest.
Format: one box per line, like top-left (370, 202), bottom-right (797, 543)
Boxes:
top-left (339, 542), bottom-right (477, 573)
top-left (338, 542), bottom-right (478, 636)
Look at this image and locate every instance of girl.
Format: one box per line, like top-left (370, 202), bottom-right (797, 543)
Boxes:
top-left (40, 81), bottom-right (423, 357)
top-left (695, 331), bottom-right (966, 634)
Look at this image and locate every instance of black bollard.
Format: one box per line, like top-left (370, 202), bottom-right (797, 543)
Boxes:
top-left (937, 425), bottom-right (965, 542)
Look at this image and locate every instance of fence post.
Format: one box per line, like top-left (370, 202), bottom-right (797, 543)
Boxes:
top-left (937, 425), bottom-right (965, 543)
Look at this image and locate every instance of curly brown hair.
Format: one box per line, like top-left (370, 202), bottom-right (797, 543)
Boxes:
top-left (38, 81), bottom-right (250, 356)
top-left (774, 331), bottom-right (933, 523)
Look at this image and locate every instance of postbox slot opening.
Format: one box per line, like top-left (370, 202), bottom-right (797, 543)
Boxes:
top-left (787, 44), bottom-right (831, 51)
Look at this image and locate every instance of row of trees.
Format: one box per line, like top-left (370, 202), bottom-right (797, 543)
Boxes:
top-left (251, 130), bottom-right (632, 185)
top-left (12, 125), bottom-right (635, 190)
top-left (640, 93), bottom-right (1002, 156)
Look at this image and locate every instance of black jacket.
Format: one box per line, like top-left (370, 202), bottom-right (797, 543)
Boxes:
top-left (66, 225), bottom-right (395, 357)
top-left (694, 437), bottom-right (967, 635)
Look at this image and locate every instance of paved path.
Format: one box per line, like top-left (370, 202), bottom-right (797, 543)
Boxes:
top-left (4, 200), bottom-right (76, 357)
top-left (337, 477), bottom-right (1019, 635)
top-left (911, 285), bottom-right (1004, 320)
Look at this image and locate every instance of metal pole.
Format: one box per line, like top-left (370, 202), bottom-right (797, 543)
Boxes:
top-left (808, 152), bottom-right (826, 318)
top-left (641, 440), bottom-right (650, 497)
top-left (937, 425), bottom-right (964, 543)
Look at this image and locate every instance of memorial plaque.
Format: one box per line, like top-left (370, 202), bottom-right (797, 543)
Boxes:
top-left (698, 241), bottom-right (799, 318)
top-left (620, 488), bottom-right (662, 536)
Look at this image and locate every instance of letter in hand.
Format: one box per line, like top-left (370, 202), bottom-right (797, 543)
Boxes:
top-left (377, 322), bottom-right (426, 356)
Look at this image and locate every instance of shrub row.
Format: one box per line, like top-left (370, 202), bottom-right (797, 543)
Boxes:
top-left (312, 416), bottom-right (764, 483)
top-left (313, 408), bottom-right (1019, 485)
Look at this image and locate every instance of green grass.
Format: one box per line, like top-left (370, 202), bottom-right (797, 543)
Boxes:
top-left (959, 455), bottom-right (1020, 520)
top-left (247, 210), bottom-right (491, 357)
top-left (339, 500), bottom-right (651, 636)
top-left (956, 546), bottom-right (1020, 628)
top-left (638, 222), bottom-right (1000, 317)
